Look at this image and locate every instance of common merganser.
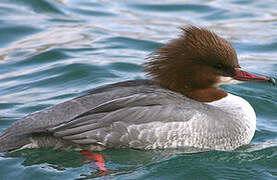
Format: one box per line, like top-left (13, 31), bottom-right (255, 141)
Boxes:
top-left (0, 26), bottom-right (275, 152)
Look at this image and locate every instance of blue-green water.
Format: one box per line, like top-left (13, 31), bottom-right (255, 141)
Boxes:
top-left (0, 0), bottom-right (277, 179)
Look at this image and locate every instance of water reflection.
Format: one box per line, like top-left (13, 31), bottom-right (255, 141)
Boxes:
top-left (3, 144), bottom-right (277, 179)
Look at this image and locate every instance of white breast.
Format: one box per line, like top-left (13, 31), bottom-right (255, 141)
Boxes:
top-left (205, 93), bottom-right (256, 149)
top-left (207, 93), bottom-right (256, 132)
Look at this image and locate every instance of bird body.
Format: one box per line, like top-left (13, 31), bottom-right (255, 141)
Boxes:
top-left (0, 26), bottom-right (273, 152)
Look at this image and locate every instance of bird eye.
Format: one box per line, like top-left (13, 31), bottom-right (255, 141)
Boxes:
top-left (215, 63), bottom-right (224, 70)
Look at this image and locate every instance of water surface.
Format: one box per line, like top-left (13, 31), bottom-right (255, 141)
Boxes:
top-left (0, 0), bottom-right (277, 179)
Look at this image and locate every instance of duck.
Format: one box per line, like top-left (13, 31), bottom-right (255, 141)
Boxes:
top-left (0, 26), bottom-right (275, 152)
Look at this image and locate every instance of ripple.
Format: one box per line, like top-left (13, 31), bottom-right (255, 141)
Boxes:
top-left (69, 8), bottom-right (116, 17)
top-left (129, 3), bottom-right (216, 13)
top-left (0, 27), bottom-right (94, 62)
top-left (234, 42), bottom-right (277, 54)
top-left (203, 10), bottom-right (257, 21)
top-left (96, 36), bottom-right (161, 51)
top-left (107, 62), bottom-right (142, 72)
top-left (10, 0), bottom-right (65, 15)
top-left (0, 25), bottom-right (41, 47)
top-left (14, 49), bottom-right (71, 66)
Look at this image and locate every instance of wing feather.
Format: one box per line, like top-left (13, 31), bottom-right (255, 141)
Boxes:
top-left (49, 91), bottom-right (197, 147)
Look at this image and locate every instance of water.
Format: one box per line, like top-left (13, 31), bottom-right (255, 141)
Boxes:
top-left (0, 0), bottom-right (276, 179)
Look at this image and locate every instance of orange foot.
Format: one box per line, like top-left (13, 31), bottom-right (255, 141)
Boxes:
top-left (80, 150), bottom-right (108, 171)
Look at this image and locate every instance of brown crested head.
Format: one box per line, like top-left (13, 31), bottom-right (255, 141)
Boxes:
top-left (144, 26), bottom-right (240, 102)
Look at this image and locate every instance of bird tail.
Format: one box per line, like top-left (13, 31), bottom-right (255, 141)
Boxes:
top-left (0, 130), bottom-right (30, 152)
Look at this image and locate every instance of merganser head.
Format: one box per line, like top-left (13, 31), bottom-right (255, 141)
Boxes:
top-left (144, 26), bottom-right (275, 102)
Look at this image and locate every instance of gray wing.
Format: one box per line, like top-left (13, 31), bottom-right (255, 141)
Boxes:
top-left (0, 79), bottom-right (197, 151)
top-left (1, 79), bottom-right (231, 151)
top-left (48, 92), bottom-right (197, 149)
